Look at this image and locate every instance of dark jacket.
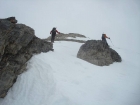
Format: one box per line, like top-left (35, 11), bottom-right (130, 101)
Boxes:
top-left (50, 28), bottom-right (60, 35)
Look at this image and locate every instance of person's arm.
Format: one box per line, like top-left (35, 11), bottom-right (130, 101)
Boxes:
top-left (50, 31), bottom-right (52, 34)
top-left (105, 34), bottom-right (110, 39)
top-left (56, 30), bottom-right (60, 34)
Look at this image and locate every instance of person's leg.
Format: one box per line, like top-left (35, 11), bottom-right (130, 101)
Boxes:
top-left (102, 39), bottom-right (108, 48)
top-left (51, 34), bottom-right (55, 43)
top-left (51, 35), bottom-right (53, 42)
top-left (53, 34), bottom-right (56, 42)
top-left (106, 41), bottom-right (109, 47)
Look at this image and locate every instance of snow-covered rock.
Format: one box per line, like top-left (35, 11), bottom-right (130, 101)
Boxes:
top-left (46, 33), bottom-right (87, 43)
top-left (77, 40), bottom-right (122, 66)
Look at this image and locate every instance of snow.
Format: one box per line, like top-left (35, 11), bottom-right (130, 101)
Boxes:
top-left (66, 37), bottom-right (90, 41)
top-left (0, 41), bottom-right (140, 105)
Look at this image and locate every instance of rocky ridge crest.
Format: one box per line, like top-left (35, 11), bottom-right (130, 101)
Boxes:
top-left (0, 17), bottom-right (52, 98)
top-left (46, 33), bottom-right (86, 43)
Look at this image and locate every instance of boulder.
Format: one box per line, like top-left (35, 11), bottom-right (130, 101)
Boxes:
top-left (0, 17), bottom-right (53, 98)
top-left (77, 40), bottom-right (122, 66)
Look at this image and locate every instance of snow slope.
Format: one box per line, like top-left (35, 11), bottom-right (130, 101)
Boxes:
top-left (0, 0), bottom-right (140, 104)
top-left (0, 41), bottom-right (140, 105)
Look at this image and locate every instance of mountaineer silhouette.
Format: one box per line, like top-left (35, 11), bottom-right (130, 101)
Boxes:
top-left (50, 27), bottom-right (60, 43)
top-left (101, 33), bottom-right (110, 47)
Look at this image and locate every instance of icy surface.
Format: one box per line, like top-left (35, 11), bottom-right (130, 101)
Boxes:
top-left (0, 41), bottom-right (140, 105)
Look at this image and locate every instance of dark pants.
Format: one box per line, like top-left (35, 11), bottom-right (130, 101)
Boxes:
top-left (102, 38), bottom-right (109, 47)
top-left (51, 34), bottom-right (56, 43)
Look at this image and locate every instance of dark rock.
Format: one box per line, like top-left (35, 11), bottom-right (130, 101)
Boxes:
top-left (45, 33), bottom-right (86, 43)
top-left (0, 17), bottom-right (53, 98)
top-left (77, 40), bottom-right (122, 66)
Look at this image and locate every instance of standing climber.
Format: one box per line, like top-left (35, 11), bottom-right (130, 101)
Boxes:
top-left (101, 33), bottom-right (110, 47)
top-left (50, 27), bottom-right (60, 43)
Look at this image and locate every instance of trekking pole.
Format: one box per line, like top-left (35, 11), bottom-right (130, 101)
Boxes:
top-left (110, 38), bottom-right (121, 49)
top-left (109, 38), bottom-right (114, 46)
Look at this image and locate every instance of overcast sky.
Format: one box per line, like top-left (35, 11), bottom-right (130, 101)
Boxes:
top-left (0, 0), bottom-right (140, 53)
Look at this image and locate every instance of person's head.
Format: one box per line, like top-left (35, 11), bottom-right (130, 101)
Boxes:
top-left (52, 27), bottom-right (56, 30)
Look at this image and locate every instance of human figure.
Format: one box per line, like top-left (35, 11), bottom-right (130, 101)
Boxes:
top-left (50, 27), bottom-right (60, 43)
top-left (102, 34), bottom-right (110, 47)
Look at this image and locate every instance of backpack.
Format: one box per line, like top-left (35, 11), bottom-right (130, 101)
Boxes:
top-left (51, 29), bottom-right (56, 35)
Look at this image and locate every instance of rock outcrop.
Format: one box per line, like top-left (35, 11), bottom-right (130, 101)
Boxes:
top-left (46, 33), bottom-right (86, 43)
top-left (0, 17), bottom-right (53, 98)
top-left (77, 40), bottom-right (122, 66)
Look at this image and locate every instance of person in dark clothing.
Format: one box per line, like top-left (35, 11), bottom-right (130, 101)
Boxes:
top-left (102, 34), bottom-right (110, 47)
top-left (50, 27), bottom-right (60, 43)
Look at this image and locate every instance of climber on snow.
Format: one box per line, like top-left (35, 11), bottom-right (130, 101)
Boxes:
top-left (101, 33), bottom-right (110, 47)
top-left (50, 27), bottom-right (60, 43)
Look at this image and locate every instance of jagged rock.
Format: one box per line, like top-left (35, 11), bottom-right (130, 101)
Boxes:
top-left (0, 17), bottom-right (53, 98)
top-left (77, 40), bottom-right (122, 66)
top-left (0, 17), bottom-right (17, 24)
top-left (5, 17), bottom-right (17, 24)
top-left (46, 33), bottom-right (86, 43)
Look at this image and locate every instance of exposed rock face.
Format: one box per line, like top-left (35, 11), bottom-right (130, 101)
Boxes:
top-left (77, 40), bottom-right (122, 66)
top-left (5, 17), bottom-right (18, 24)
top-left (0, 17), bottom-right (53, 98)
top-left (46, 33), bottom-right (86, 43)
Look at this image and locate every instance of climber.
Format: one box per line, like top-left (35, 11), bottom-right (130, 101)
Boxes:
top-left (101, 33), bottom-right (110, 47)
top-left (50, 27), bottom-right (60, 43)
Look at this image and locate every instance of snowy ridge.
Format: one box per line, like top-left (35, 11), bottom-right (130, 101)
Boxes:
top-left (0, 41), bottom-right (140, 105)
top-left (1, 0), bottom-right (140, 104)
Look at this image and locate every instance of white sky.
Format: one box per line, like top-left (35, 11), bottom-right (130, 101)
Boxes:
top-left (0, 0), bottom-right (140, 52)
